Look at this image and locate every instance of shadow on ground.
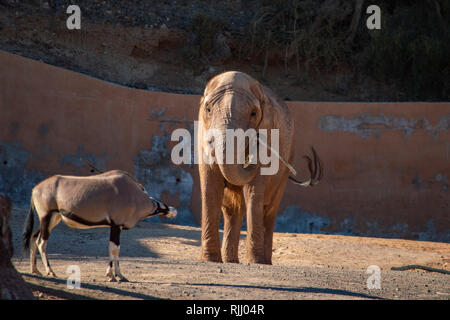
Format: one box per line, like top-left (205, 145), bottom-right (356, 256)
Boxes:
top-left (186, 282), bottom-right (385, 300)
top-left (23, 273), bottom-right (161, 300)
top-left (10, 208), bottom-right (201, 260)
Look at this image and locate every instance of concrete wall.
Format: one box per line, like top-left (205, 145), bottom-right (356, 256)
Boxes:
top-left (1, 50), bottom-right (449, 241)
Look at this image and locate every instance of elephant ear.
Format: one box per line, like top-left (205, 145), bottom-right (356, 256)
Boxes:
top-left (198, 95), bottom-right (205, 122)
top-left (249, 81), bottom-right (275, 130)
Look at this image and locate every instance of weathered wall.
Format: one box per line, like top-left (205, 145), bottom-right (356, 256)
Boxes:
top-left (0, 50), bottom-right (449, 241)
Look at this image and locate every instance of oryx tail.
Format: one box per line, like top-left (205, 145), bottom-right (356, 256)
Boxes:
top-left (22, 197), bottom-right (36, 256)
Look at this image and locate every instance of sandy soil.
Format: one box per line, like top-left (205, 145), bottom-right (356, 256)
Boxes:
top-left (9, 207), bottom-right (450, 300)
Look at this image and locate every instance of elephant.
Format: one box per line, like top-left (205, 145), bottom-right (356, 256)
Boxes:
top-left (197, 71), bottom-right (322, 264)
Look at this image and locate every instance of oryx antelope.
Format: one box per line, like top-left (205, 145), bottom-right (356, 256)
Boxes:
top-left (22, 170), bottom-right (177, 282)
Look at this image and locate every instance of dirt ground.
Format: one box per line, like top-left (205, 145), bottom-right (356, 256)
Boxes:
top-left (9, 207), bottom-right (450, 300)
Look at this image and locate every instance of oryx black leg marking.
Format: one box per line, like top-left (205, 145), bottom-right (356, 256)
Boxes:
top-left (36, 211), bottom-right (57, 276)
top-left (110, 222), bottom-right (121, 246)
top-left (30, 229), bottom-right (41, 274)
top-left (106, 222), bottom-right (119, 281)
top-left (106, 222), bottom-right (127, 281)
top-left (40, 212), bottom-right (52, 241)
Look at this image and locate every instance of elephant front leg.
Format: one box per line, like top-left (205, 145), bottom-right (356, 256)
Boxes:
top-left (263, 213), bottom-right (277, 265)
top-left (263, 176), bottom-right (289, 264)
top-left (221, 201), bottom-right (244, 263)
top-left (200, 164), bottom-right (225, 263)
top-left (243, 177), bottom-right (266, 264)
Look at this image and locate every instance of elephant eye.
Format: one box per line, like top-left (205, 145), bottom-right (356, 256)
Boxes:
top-left (250, 110), bottom-right (257, 117)
top-left (206, 107), bottom-right (211, 113)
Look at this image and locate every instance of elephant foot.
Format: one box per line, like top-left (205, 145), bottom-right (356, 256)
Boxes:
top-left (246, 253), bottom-right (269, 265)
top-left (200, 251), bottom-right (222, 263)
top-left (223, 258), bottom-right (239, 264)
top-left (222, 254), bottom-right (239, 264)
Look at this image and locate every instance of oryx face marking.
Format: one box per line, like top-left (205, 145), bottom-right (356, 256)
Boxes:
top-left (148, 197), bottom-right (178, 218)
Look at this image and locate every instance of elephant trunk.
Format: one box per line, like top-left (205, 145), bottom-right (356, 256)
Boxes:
top-left (218, 162), bottom-right (258, 186)
top-left (215, 129), bottom-right (259, 186)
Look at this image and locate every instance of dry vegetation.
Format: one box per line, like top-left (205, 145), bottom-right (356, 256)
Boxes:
top-left (1, 0), bottom-right (448, 100)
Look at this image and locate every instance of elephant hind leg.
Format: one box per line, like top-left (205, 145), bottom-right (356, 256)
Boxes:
top-left (221, 187), bottom-right (244, 263)
top-left (243, 176), bottom-right (266, 264)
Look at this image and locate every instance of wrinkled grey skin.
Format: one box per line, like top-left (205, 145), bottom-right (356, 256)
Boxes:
top-left (198, 71), bottom-right (295, 264)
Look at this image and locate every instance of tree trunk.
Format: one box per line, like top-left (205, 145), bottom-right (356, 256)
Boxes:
top-left (0, 247), bottom-right (35, 299)
top-left (0, 194), bottom-right (35, 300)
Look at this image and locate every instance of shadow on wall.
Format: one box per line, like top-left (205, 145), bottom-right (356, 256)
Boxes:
top-left (274, 205), bottom-right (450, 243)
top-left (0, 141), bottom-right (44, 205)
top-left (0, 141), bottom-right (111, 207)
top-left (2, 139), bottom-right (449, 243)
top-left (275, 206), bottom-right (330, 234)
top-left (0, 136), bottom-right (197, 227)
top-left (134, 134), bottom-right (196, 226)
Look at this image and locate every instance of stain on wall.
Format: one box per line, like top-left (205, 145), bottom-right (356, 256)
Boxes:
top-left (134, 134), bottom-right (195, 225)
top-left (0, 51), bottom-right (449, 241)
top-left (275, 206), bottom-right (330, 234)
top-left (0, 141), bottom-right (44, 204)
top-left (318, 113), bottom-right (450, 139)
top-left (59, 145), bottom-right (110, 172)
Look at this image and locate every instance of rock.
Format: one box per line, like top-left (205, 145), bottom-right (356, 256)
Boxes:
top-left (212, 33), bottom-right (231, 63)
top-left (160, 24), bottom-right (169, 35)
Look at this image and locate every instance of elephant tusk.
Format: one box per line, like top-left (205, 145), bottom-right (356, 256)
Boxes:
top-left (256, 136), bottom-right (298, 176)
top-left (256, 136), bottom-right (323, 187)
top-left (243, 153), bottom-right (254, 168)
top-left (288, 176), bottom-right (312, 187)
